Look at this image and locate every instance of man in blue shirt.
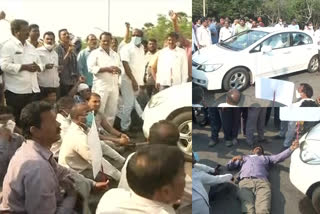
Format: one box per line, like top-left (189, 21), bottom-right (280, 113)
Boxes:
top-left (77, 34), bottom-right (98, 88)
top-left (209, 18), bottom-right (218, 44)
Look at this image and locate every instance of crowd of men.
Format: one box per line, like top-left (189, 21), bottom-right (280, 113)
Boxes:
top-left (194, 82), bottom-right (319, 149)
top-left (192, 16), bottom-right (320, 52)
top-left (0, 10), bottom-right (192, 213)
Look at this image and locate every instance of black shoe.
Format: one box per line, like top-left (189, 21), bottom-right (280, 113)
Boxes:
top-left (208, 138), bottom-right (219, 147)
top-left (199, 120), bottom-right (209, 127)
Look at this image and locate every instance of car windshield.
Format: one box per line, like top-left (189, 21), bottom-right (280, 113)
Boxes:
top-left (219, 30), bottom-right (269, 51)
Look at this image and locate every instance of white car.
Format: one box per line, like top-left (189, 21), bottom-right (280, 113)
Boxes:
top-left (290, 122), bottom-right (320, 213)
top-left (142, 82), bottom-right (192, 157)
top-left (192, 28), bottom-right (319, 91)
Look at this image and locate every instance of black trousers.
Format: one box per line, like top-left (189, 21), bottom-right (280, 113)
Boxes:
top-left (209, 108), bottom-right (221, 140)
top-left (5, 90), bottom-right (39, 125)
top-left (220, 108), bottom-right (241, 140)
top-left (240, 107), bottom-right (248, 135)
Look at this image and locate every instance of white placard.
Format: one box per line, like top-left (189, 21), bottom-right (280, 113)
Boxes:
top-left (255, 78), bottom-right (294, 106)
top-left (280, 107), bottom-right (320, 121)
top-left (87, 113), bottom-right (102, 179)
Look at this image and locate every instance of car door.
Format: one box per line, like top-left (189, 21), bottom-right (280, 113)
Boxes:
top-left (250, 32), bottom-right (292, 78)
top-left (289, 32), bottom-right (315, 71)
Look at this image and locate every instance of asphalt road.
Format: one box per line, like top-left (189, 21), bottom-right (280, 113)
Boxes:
top-left (193, 111), bottom-right (317, 214)
top-left (201, 70), bottom-right (320, 107)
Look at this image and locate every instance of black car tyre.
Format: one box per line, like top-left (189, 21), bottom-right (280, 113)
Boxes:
top-left (223, 67), bottom-right (250, 91)
top-left (308, 55), bottom-right (319, 73)
top-left (171, 111), bottom-right (192, 158)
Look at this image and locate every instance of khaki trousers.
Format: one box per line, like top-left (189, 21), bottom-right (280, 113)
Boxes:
top-left (238, 178), bottom-right (271, 214)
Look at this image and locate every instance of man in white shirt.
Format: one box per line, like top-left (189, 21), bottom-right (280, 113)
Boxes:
top-left (119, 29), bottom-right (145, 133)
top-left (196, 18), bottom-right (212, 48)
top-left (118, 120), bottom-right (180, 189)
top-left (304, 22), bottom-right (315, 37)
top-left (274, 18), bottom-right (285, 30)
top-left (155, 32), bottom-right (188, 91)
top-left (87, 32), bottom-right (122, 126)
top-left (117, 120), bottom-right (192, 213)
top-left (218, 21), bottom-right (233, 42)
top-left (96, 144), bottom-right (186, 214)
top-left (288, 19), bottom-right (299, 30)
top-left (0, 19), bottom-right (42, 124)
top-left (0, 11), bottom-right (11, 105)
top-left (0, 11), bottom-right (11, 50)
top-left (36, 31), bottom-right (59, 97)
top-left (59, 103), bottom-right (125, 181)
top-left (27, 24), bottom-right (41, 48)
top-left (50, 96), bottom-right (75, 158)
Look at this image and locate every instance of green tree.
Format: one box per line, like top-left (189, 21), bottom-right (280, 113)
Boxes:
top-left (192, 0), bottom-right (320, 28)
top-left (143, 12), bottom-right (192, 47)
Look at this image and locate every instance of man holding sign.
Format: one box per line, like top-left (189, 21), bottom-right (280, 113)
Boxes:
top-left (279, 83), bottom-right (316, 149)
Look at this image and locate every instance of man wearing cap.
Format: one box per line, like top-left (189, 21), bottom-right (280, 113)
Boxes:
top-left (67, 76), bottom-right (91, 104)
top-left (227, 141), bottom-right (299, 214)
top-left (74, 83), bottom-right (91, 104)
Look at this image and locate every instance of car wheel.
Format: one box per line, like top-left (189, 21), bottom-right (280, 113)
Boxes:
top-left (308, 55), bottom-right (319, 73)
top-left (171, 111), bottom-right (192, 158)
top-left (312, 186), bottom-right (320, 213)
top-left (223, 68), bottom-right (250, 91)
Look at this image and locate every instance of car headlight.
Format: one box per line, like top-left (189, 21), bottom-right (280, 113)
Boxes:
top-left (300, 139), bottom-right (320, 164)
top-left (198, 64), bottom-right (223, 72)
top-left (148, 95), bottom-right (167, 108)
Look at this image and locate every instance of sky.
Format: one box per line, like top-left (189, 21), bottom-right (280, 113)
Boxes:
top-left (0, 0), bottom-right (191, 39)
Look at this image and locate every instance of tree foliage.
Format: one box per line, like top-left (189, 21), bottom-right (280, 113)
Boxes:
top-left (142, 12), bottom-right (192, 47)
top-left (193, 0), bottom-right (320, 27)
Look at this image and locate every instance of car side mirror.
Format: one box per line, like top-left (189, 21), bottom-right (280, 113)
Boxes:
top-left (261, 46), bottom-right (272, 53)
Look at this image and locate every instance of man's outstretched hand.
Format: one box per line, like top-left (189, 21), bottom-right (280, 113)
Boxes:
top-left (290, 140), bottom-right (300, 151)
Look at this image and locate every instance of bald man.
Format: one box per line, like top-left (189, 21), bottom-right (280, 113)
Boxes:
top-left (118, 120), bottom-right (192, 213)
top-left (217, 89), bottom-right (241, 147)
top-left (59, 103), bottom-right (125, 181)
top-left (218, 89), bottom-right (241, 107)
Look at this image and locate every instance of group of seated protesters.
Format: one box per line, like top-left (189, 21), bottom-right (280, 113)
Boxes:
top-left (0, 97), bottom-right (191, 213)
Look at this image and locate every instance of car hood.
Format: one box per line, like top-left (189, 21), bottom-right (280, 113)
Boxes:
top-left (193, 44), bottom-right (240, 65)
top-left (155, 82), bottom-right (192, 102)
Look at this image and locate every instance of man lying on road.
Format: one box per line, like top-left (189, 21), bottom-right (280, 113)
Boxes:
top-left (227, 141), bottom-right (299, 214)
